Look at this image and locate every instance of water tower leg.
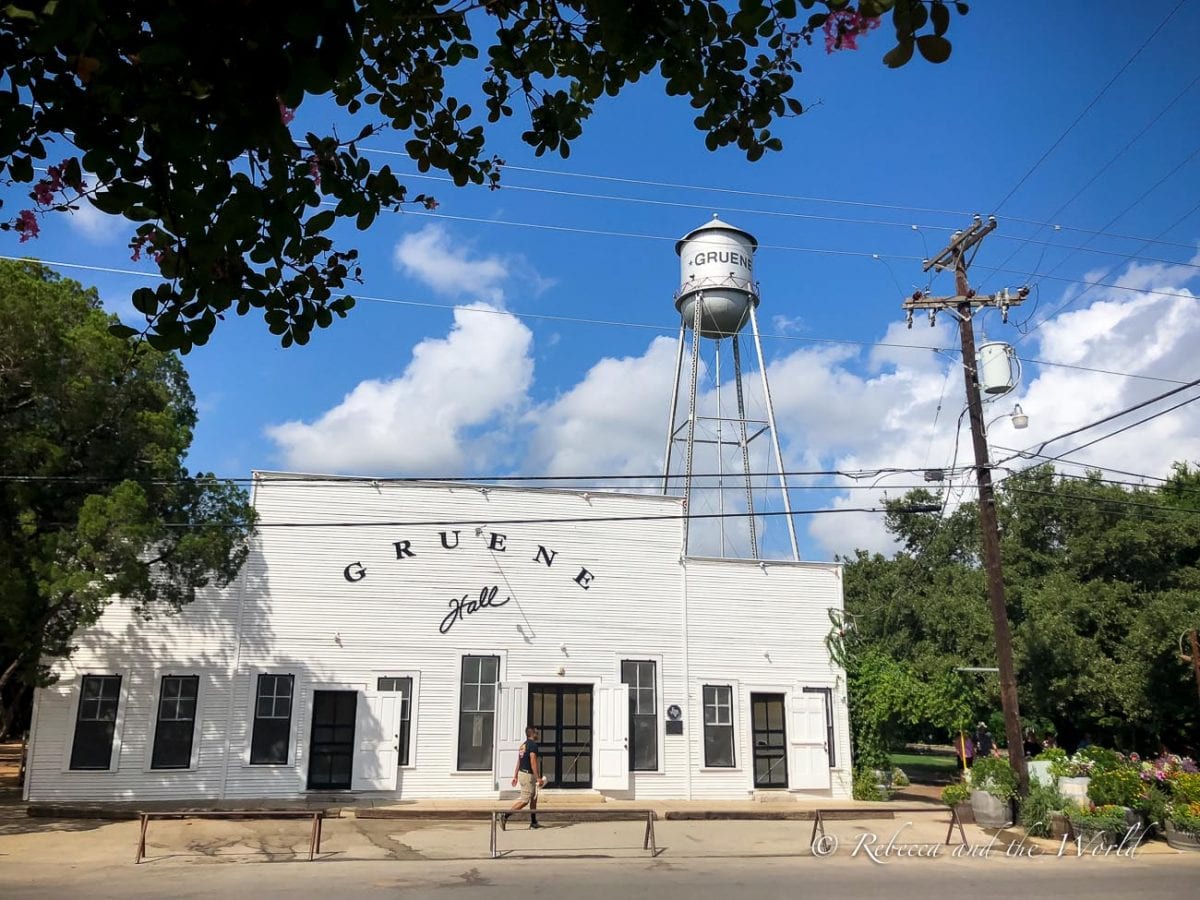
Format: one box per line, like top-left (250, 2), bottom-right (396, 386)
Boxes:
top-left (714, 339), bottom-right (726, 557)
top-left (731, 336), bottom-right (758, 560)
top-left (682, 297), bottom-right (704, 556)
top-left (748, 305), bottom-right (800, 561)
top-left (661, 321), bottom-right (687, 494)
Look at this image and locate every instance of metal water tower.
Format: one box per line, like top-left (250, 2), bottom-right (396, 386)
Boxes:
top-left (662, 215), bottom-right (799, 560)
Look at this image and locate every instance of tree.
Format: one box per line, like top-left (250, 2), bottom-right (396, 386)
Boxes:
top-left (0, 260), bottom-right (255, 737)
top-left (842, 464), bottom-right (1200, 754)
top-left (0, 1), bottom-right (968, 352)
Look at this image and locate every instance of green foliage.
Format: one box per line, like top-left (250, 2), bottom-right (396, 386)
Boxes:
top-left (852, 768), bottom-right (887, 802)
top-left (1067, 803), bottom-right (1129, 836)
top-left (970, 756), bottom-right (1018, 801)
top-left (1138, 785), bottom-right (1171, 833)
top-left (1019, 783), bottom-right (1066, 838)
top-left (1078, 746), bottom-right (1123, 775)
top-left (0, 2), bottom-right (967, 352)
top-left (890, 767), bottom-right (910, 788)
top-left (1170, 773), bottom-right (1200, 804)
top-left (1087, 765), bottom-right (1145, 808)
top-left (1169, 802), bottom-right (1200, 835)
top-left (842, 464), bottom-right (1200, 755)
top-left (1035, 747), bottom-right (1068, 764)
top-left (0, 260), bottom-right (254, 732)
top-left (941, 781), bottom-right (970, 807)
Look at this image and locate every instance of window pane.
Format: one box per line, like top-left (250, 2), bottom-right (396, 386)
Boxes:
top-left (70, 676), bottom-right (121, 770)
top-left (705, 723), bottom-right (735, 767)
top-left (478, 683), bottom-right (495, 712)
top-left (251, 674), bottom-right (293, 764)
top-left (457, 712), bottom-right (493, 770)
top-left (631, 716), bottom-right (657, 770)
top-left (479, 656), bottom-right (499, 683)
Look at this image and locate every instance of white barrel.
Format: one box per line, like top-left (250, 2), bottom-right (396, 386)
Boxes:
top-left (674, 215), bottom-right (758, 337)
top-left (978, 342), bottom-right (1017, 395)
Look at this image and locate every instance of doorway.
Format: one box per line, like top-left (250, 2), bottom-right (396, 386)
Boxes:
top-left (308, 690), bottom-right (356, 790)
top-left (528, 684), bottom-right (593, 788)
top-left (750, 693), bottom-right (788, 789)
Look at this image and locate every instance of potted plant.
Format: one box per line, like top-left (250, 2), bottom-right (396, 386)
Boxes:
top-left (1051, 751), bottom-right (1095, 803)
top-left (1087, 762), bottom-right (1148, 837)
top-left (942, 780), bottom-right (972, 823)
top-left (968, 756), bottom-right (1017, 828)
top-left (1029, 747), bottom-right (1066, 789)
top-left (1067, 803), bottom-right (1130, 849)
top-left (1165, 801), bottom-right (1200, 851)
top-left (1019, 782), bottom-right (1067, 839)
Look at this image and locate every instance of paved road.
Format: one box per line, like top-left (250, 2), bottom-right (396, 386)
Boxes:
top-left (5, 853), bottom-right (1200, 899)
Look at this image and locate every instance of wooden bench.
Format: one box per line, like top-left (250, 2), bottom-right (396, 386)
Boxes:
top-left (489, 808), bottom-right (657, 859)
top-left (134, 810), bottom-right (324, 864)
top-left (809, 805), bottom-right (970, 850)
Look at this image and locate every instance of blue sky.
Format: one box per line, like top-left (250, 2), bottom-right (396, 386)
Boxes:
top-left (5, 1), bottom-right (1200, 560)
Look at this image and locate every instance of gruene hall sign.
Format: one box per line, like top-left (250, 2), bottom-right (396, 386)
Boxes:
top-left (341, 530), bottom-right (598, 635)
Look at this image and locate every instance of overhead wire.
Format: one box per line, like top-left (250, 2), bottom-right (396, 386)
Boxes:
top-left (990, 0), bottom-right (1191, 214)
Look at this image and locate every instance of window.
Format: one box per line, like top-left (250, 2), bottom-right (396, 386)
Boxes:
top-left (702, 684), bottom-right (735, 768)
top-left (803, 686), bottom-right (836, 767)
top-left (250, 674), bottom-right (294, 765)
top-left (376, 676), bottom-right (414, 766)
top-left (457, 655), bottom-right (499, 770)
top-left (621, 660), bottom-right (658, 771)
top-left (70, 675), bottom-right (121, 770)
top-left (151, 675), bottom-right (199, 769)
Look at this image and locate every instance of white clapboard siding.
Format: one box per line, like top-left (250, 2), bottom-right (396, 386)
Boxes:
top-left (27, 474), bottom-right (849, 802)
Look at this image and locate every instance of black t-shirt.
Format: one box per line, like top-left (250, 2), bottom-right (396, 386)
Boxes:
top-left (518, 739), bottom-right (539, 773)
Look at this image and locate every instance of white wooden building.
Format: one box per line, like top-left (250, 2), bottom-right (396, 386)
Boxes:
top-left (24, 474), bottom-right (852, 803)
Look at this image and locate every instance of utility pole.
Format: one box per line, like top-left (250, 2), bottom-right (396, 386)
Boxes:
top-left (903, 215), bottom-right (1031, 794)
top-left (1182, 629), bottom-right (1200, 709)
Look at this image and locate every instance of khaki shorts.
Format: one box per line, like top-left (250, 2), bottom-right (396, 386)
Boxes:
top-left (518, 770), bottom-right (538, 802)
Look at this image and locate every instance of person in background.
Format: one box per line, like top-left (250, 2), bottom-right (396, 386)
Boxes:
top-left (501, 726), bottom-right (546, 830)
top-left (975, 722), bottom-right (995, 759)
top-left (1042, 733), bottom-right (1058, 751)
top-left (957, 731), bottom-right (975, 770)
top-left (1076, 733), bottom-right (1093, 752)
top-left (1023, 728), bottom-right (1041, 759)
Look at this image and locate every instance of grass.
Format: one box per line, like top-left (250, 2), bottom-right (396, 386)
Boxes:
top-left (890, 751), bottom-right (961, 785)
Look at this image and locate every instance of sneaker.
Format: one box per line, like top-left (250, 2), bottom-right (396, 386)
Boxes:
top-left (500, 813), bottom-right (509, 831)
top-left (530, 820), bottom-right (541, 830)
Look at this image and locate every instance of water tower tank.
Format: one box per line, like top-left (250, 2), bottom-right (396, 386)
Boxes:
top-left (675, 215), bottom-right (759, 338)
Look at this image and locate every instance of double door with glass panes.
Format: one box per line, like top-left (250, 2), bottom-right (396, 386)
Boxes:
top-left (307, 690), bottom-right (356, 790)
top-left (528, 684), bottom-right (593, 788)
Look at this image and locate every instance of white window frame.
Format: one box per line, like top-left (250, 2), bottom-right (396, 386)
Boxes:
top-left (450, 650), bottom-right (506, 775)
top-left (242, 667), bottom-right (303, 768)
top-left (370, 669), bottom-right (421, 769)
top-left (616, 653), bottom-right (665, 775)
top-left (61, 669), bottom-right (129, 774)
top-left (142, 668), bottom-right (212, 773)
top-left (701, 682), bottom-right (737, 770)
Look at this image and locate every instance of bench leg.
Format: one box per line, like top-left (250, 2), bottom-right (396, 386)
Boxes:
top-left (809, 811), bottom-right (824, 851)
top-left (647, 813), bottom-right (657, 856)
top-left (135, 814), bottom-right (149, 864)
top-left (490, 812), bottom-right (498, 859)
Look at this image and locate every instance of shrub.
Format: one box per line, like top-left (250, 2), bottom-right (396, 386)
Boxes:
top-left (1035, 747), bottom-right (1068, 764)
top-left (1088, 765), bottom-right (1145, 808)
top-left (1019, 783), bottom-right (1065, 838)
top-left (1077, 746), bottom-right (1123, 775)
top-left (942, 782), bottom-right (970, 808)
top-left (891, 767), bottom-right (910, 788)
top-left (1067, 803), bottom-right (1128, 836)
top-left (1169, 801), bottom-right (1200, 836)
top-left (1169, 772), bottom-right (1200, 804)
top-left (852, 768), bottom-right (886, 802)
top-left (1138, 785), bottom-right (1171, 835)
top-left (970, 756), bottom-right (1018, 801)
top-left (1050, 752), bottom-right (1094, 779)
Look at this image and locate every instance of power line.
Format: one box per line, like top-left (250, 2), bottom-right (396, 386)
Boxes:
top-left (994, 375), bottom-right (1200, 465)
top-left (4, 253), bottom-right (1190, 388)
top-left (991, 0), bottom-right (1191, 213)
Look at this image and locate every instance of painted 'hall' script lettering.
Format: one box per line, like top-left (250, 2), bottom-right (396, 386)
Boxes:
top-left (440, 586), bottom-right (510, 635)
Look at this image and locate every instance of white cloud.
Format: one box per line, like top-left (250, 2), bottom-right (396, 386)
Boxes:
top-left (65, 202), bottom-right (119, 243)
top-left (266, 304), bottom-right (534, 474)
top-left (393, 224), bottom-right (552, 304)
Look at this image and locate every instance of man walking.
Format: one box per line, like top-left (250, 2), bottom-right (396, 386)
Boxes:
top-left (502, 726), bottom-right (545, 830)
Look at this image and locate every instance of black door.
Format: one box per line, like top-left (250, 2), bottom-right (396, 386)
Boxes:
top-left (307, 690), bottom-right (356, 790)
top-left (751, 693), bottom-right (788, 789)
top-left (528, 684), bottom-right (593, 788)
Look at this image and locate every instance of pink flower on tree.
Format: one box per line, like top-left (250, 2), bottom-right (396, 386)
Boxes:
top-left (31, 164), bottom-right (65, 207)
top-left (307, 155), bottom-right (321, 187)
top-left (16, 209), bottom-right (39, 242)
top-left (823, 10), bottom-right (881, 53)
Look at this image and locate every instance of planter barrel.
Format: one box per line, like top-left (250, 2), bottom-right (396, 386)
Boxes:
top-left (970, 790), bottom-right (1013, 828)
top-left (1027, 760), bottom-right (1055, 788)
top-left (1059, 776), bottom-right (1090, 804)
top-left (1165, 821), bottom-right (1200, 852)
